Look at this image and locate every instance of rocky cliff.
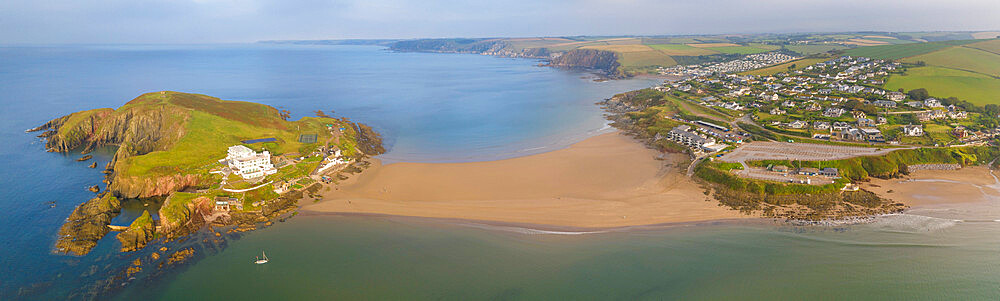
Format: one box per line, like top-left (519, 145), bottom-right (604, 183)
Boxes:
top-left (389, 38), bottom-right (551, 59)
top-left (549, 49), bottom-right (622, 78)
top-left (389, 38), bottom-right (624, 77)
top-left (55, 193), bottom-right (121, 256)
top-left (157, 195), bottom-right (211, 240)
top-left (116, 210), bottom-right (155, 252)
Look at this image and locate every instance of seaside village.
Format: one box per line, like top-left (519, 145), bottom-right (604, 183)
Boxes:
top-left (205, 131), bottom-right (351, 214)
top-left (643, 54), bottom-right (1000, 185)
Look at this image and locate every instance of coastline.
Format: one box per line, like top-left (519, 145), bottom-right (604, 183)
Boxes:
top-left (304, 131), bottom-right (1000, 228)
top-left (864, 166), bottom-right (1000, 208)
top-left (303, 132), bottom-right (748, 228)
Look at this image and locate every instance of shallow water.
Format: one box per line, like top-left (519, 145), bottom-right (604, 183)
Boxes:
top-left (115, 213), bottom-right (1000, 300)
top-left (0, 44), bottom-right (653, 298)
top-left (3, 44), bottom-right (1000, 300)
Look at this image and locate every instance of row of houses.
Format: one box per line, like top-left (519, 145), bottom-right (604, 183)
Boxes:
top-left (664, 125), bottom-right (728, 153)
top-left (768, 164), bottom-right (840, 177)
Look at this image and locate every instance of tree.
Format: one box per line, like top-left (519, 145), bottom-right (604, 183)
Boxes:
top-left (787, 64), bottom-right (797, 71)
top-left (907, 88), bottom-right (929, 101)
top-left (279, 110), bottom-right (291, 121)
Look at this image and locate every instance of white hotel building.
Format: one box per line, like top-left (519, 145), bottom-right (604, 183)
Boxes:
top-left (226, 145), bottom-right (277, 179)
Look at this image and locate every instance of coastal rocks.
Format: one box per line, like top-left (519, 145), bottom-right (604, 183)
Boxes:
top-left (353, 123), bottom-right (386, 156)
top-left (55, 193), bottom-right (121, 256)
top-left (116, 210), bottom-right (155, 252)
top-left (77, 155), bottom-right (93, 162)
top-left (157, 196), bottom-right (211, 240)
top-left (166, 248), bottom-right (195, 265)
top-left (549, 49), bottom-right (622, 78)
top-left (89, 162), bottom-right (97, 168)
top-left (88, 185), bottom-right (100, 193)
top-left (389, 39), bottom-right (550, 59)
top-left (110, 173), bottom-right (211, 199)
top-left (31, 108), bottom-right (114, 153)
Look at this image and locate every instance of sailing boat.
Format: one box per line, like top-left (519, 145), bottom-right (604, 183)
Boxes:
top-left (254, 251), bottom-right (269, 264)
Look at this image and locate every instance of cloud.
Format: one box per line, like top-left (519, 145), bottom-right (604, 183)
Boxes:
top-left (0, 0), bottom-right (998, 43)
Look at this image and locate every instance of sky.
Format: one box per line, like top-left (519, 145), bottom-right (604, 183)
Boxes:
top-left (1, 0), bottom-right (999, 44)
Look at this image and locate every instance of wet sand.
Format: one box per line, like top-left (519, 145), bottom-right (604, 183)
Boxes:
top-left (865, 166), bottom-right (1000, 207)
top-left (303, 132), bottom-right (746, 228)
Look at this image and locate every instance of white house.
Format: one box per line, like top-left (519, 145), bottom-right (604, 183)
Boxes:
top-left (226, 145), bottom-right (277, 179)
top-left (902, 124), bottom-right (924, 136)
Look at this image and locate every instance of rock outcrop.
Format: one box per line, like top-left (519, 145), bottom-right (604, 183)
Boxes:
top-left (549, 49), bottom-right (621, 78)
top-left (110, 173), bottom-right (211, 199)
top-left (157, 196), bottom-right (211, 240)
top-left (55, 193), bottom-right (121, 256)
top-left (389, 38), bottom-right (622, 78)
top-left (389, 38), bottom-right (551, 59)
top-left (116, 210), bottom-right (155, 252)
top-left (353, 123), bottom-right (386, 156)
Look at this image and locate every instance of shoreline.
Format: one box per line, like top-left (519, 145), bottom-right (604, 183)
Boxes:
top-left (303, 132), bottom-right (749, 228)
top-left (297, 209), bottom-right (763, 233)
top-left (304, 131), bottom-right (1000, 229)
top-left (864, 166), bottom-right (1000, 208)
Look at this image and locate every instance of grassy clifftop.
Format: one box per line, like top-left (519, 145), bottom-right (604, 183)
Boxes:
top-left (32, 91), bottom-right (377, 198)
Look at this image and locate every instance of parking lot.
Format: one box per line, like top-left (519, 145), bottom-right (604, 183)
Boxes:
top-left (719, 142), bottom-right (902, 163)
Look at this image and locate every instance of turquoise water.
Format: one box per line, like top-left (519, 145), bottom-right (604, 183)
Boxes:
top-left (0, 44), bottom-right (653, 298)
top-left (3, 44), bottom-right (1000, 300)
top-left (116, 213), bottom-right (1000, 300)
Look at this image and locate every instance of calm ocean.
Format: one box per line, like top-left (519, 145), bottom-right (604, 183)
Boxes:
top-left (1, 44), bottom-right (999, 300)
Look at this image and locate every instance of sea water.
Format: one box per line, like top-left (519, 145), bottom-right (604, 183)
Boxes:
top-left (2, 44), bottom-right (1000, 300)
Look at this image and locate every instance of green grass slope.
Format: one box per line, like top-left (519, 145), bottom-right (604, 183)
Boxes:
top-left (885, 66), bottom-right (1000, 105)
top-left (842, 42), bottom-right (954, 59)
top-left (903, 46), bottom-right (1000, 77)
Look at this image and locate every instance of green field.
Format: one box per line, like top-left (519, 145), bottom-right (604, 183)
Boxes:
top-left (648, 44), bottom-right (718, 56)
top-left (618, 50), bottom-right (677, 68)
top-left (740, 58), bottom-right (828, 76)
top-left (903, 46), bottom-right (1000, 77)
top-left (705, 46), bottom-right (771, 55)
top-left (784, 44), bottom-right (847, 55)
top-left (885, 66), bottom-right (1000, 105)
top-left (965, 39), bottom-right (1000, 55)
top-left (842, 43), bottom-right (954, 59)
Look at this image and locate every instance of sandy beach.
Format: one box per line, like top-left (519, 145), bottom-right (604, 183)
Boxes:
top-left (865, 166), bottom-right (1000, 207)
top-left (303, 132), bottom-right (746, 228)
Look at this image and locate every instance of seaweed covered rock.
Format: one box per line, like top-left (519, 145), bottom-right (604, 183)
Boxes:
top-left (55, 194), bottom-right (121, 256)
top-left (116, 210), bottom-right (155, 252)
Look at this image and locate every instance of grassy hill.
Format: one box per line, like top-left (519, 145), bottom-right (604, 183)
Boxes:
top-left (839, 38), bottom-right (1000, 105)
top-left (902, 46), bottom-right (1000, 77)
top-left (33, 91), bottom-right (380, 198)
top-left (885, 67), bottom-right (1000, 106)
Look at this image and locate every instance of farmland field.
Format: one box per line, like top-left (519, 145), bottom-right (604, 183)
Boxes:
top-left (618, 50), bottom-right (677, 68)
top-left (784, 44), bottom-right (847, 55)
top-left (842, 43), bottom-right (953, 59)
top-left (580, 44), bottom-right (654, 53)
top-left (884, 66), bottom-right (1000, 105)
top-left (965, 39), bottom-right (1000, 55)
top-left (740, 58), bottom-right (828, 76)
top-left (648, 44), bottom-right (719, 56)
top-left (903, 46), bottom-right (1000, 77)
top-left (687, 43), bottom-right (740, 48)
top-left (705, 45), bottom-right (771, 55)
